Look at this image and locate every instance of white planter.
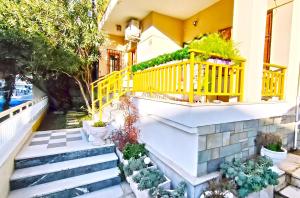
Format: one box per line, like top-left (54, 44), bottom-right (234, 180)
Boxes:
top-left (82, 121), bottom-right (108, 145)
top-left (130, 175), bottom-right (171, 198)
top-left (260, 146), bottom-right (287, 165)
top-left (200, 191), bottom-right (233, 198)
top-left (245, 186), bottom-right (274, 198)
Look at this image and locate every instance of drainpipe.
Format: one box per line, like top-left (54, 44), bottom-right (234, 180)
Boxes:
top-left (293, 62), bottom-right (300, 150)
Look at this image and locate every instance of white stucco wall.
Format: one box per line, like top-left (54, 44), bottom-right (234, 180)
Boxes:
top-left (270, 2), bottom-right (293, 66)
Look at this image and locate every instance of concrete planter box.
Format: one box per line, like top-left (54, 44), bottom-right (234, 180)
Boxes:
top-left (130, 175), bottom-right (171, 198)
top-left (82, 121), bottom-right (107, 145)
top-left (260, 146), bottom-right (287, 165)
top-left (244, 186), bottom-right (274, 198)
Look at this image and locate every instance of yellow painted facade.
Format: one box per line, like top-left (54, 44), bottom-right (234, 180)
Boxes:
top-left (183, 0), bottom-right (234, 42)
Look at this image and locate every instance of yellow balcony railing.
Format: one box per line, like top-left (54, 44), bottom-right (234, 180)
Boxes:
top-left (133, 50), bottom-right (245, 103)
top-left (262, 63), bottom-right (287, 100)
top-left (91, 66), bottom-right (131, 119)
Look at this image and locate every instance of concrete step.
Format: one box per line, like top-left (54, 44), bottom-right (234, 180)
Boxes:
top-left (278, 185), bottom-right (300, 198)
top-left (15, 144), bottom-right (115, 169)
top-left (9, 168), bottom-right (121, 198)
top-left (10, 153), bottom-right (118, 190)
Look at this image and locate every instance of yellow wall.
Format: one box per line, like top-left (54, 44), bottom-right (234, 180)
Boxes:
top-left (183, 0), bottom-right (234, 42)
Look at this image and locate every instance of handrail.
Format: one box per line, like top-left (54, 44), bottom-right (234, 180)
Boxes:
top-left (0, 96), bottom-right (47, 122)
top-left (91, 66), bottom-right (131, 120)
top-left (262, 63), bottom-right (286, 100)
top-left (133, 51), bottom-right (245, 103)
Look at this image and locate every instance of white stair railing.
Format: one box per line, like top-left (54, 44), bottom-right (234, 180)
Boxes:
top-left (0, 96), bottom-right (48, 147)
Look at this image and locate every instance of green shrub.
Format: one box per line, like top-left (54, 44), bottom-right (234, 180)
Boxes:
top-left (93, 121), bottom-right (106, 127)
top-left (151, 181), bottom-right (187, 198)
top-left (132, 48), bottom-right (189, 72)
top-left (123, 157), bottom-right (147, 177)
top-left (132, 168), bottom-right (166, 191)
top-left (123, 143), bottom-right (148, 160)
top-left (189, 33), bottom-right (240, 62)
top-left (257, 133), bottom-right (283, 152)
top-left (220, 156), bottom-right (279, 198)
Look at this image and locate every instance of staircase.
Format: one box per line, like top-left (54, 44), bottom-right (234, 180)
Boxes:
top-left (8, 138), bottom-right (121, 198)
top-left (274, 154), bottom-right (300, 198)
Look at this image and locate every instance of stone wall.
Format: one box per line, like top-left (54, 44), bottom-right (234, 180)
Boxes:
top-left (197, 116), bottom-right (296, 176)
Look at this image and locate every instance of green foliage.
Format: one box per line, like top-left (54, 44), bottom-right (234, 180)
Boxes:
top-left (123, 143), bottom-right (148, 160)
top-left (118, 163), bottom-right (126, 181)
top-left (77, 114), bottom-right (92, 127)
top-left (93, 121), bottom-right (106, 127)
top-left (257, 133), bottom-right (283, 152)
top-left (0, 0), bottom-right (106, 112)
top-left (132, 168), bottom-right (166, 191)
top-left (220, 156), bottom-right (279, 198)
top-left (151, 181), bottom-right (187, 198)
top-left (189, 33), bottom-right (240, 62)
top-left (131, 48), bottom-right (189, 72)
top-left (123, 157), bottom-right (147, 177)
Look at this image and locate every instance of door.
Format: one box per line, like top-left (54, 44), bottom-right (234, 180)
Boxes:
top-left (264, 10), bottom-right (273, 63)
top-left (107, 49), bottom-right (122, 72)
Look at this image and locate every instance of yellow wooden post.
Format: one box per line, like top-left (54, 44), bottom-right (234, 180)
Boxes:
top-left (239, 61), bottom-right (245, 102)
top-left (189, 52), bottom-right (195, 103)
top-left (99, 83), bottom-right (103, 121)
top-left (280, 68), bottom-right (286, 100)
top-left (91, 83), bottom-right (95, 115)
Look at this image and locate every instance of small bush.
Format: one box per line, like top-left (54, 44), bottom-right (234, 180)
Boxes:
top-left (220, 156), bottom-right (278, 198)
top-left (151, 181), bottom-right (187, 198)
top-left (256, 133), bottom-right (283, 152)
top-left (123, 157), bottom-right (147, 177)
top-left (78, 114), bottom-right (92, 127)
top-left (132, 168), bottom-right (166, 191)
top-left (123, 143), bottom-right (148, 160)
top-left (93, 121), bottom-right (106, 127)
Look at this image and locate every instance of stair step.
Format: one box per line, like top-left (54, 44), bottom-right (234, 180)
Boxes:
top-left (279, 185), bottom-right (300, 198)
top-left (15, 144), bottom-right (115, 169)
top-left (75, 184), bottom-right (124, 198)
top-left (9, 168), bottom-right (121, 198)
top-left (10, 153), bottom-right (118, 190)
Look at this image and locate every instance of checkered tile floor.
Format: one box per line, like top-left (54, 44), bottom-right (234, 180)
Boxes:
top-left (29, 130), bottom-right (83, 149)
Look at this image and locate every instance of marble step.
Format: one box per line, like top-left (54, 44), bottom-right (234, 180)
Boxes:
top-left (291, 168), bottom-right (300, 188)
top-left (278, 185), bottom-right (300, 198)
top-left (10, 153), bottom-right (118, 190)
top-left (15, 144), bottom-right (115, 169)
top-left (9, 167), bottom-right (121, 198)
top-left (75, 184), bottom-right (124, 198)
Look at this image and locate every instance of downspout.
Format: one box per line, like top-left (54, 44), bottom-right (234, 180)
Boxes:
top-left (293, 62), bottom-right (300, 150)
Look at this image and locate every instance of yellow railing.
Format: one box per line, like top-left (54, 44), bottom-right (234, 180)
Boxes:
top-left (91, 67), bottom-right (131, 119)
top-left (262, 63), bottom-right (286, 100)
top-left (133, 50), bottom-right (245, 103)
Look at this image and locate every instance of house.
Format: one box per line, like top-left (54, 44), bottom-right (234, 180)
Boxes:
top-left (95, 0), bottom-right (300, 197)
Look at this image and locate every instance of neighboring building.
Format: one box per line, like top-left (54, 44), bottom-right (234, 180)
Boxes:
top-left (96, 0), bottom-right (300, 197)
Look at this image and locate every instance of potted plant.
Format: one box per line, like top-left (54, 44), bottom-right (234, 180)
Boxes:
top-left (123, 156), bottom-right (156, 185)
top-left (131, 168), bottom-right (171, 198)
top-left (257, 133), bottom-right (287, 164)
top-left (200, 178), bottom-right (234, 198)
top-left (82, 120), bottom-right (107, 145)
top-left (220, 156), bottom-right (279, 198)
top-left (151, 181), bottom-right (187, 198)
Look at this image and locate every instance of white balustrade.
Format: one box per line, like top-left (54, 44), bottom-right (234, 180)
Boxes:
top-left (0, 97), bottom-right (48, 148)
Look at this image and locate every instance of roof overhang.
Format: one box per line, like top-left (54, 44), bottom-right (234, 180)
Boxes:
top-left (100, 0), bottom-right (220, 36)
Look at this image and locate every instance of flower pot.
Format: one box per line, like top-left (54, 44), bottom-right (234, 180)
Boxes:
top-left (260, 146), bottom-right (287, 165)
top-left (82, 121), bottom-right (107, 145)
top-left (130, 175), bottom-right (171, 198)
top-left (245, 186), bottom-right (273, 198)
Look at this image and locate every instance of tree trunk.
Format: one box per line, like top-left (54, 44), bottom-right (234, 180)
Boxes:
top-left (74, 77), bottom-right (92, 113)
top-left (3, 74), bottom-right (16, 110)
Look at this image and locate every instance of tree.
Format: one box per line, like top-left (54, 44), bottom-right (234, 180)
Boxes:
top-left (0, 0), bottom-right (107, 113)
